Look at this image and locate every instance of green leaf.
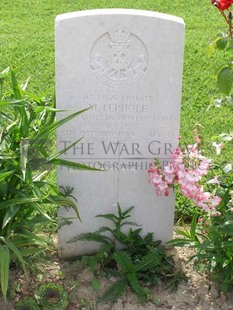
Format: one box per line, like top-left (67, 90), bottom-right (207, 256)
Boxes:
top-left (136, 250), bottom-right (160, 271)
top-left (48, 195), bottom-right (81, 221)
top-left (113, 251), bottom-right (136, 274)
top-left (96, 213), bottom-right (117, 223)
top-left (167, 238), bottom-right (193, 247)
top-left (121, 205), bottom-right (135, 218)
top-left (30, 107), bottom-right (91, 146)
top-left (0, 244), bottom-right (10, 300)
top-left (223, 163), bottom-right (232, 173)
top-left (0, 197), bottom-right (42, 210)
top-left (51, 158), bottom-right (100, 171)
top-left (34, 106), bottom-right (66, 113)
top-left (190, 214), bottom-right (199, 242)
top-left (21, 76), bottom-right (30, 91)
top-left (120, 221), bottom-right (141, 227)
top-left (0, 154), bottom-right (17, 160)
top-left (216, 36), bottom-right (228, 50)
top-left (0, 170), bottom-right (14, 181)
top-left (20, 138), bottom-right (29, 181)
top-left (32, 202), bottom-right (53, 222)
top-left (217, 67), bottom-right (233, 95)
top-left (47, 137), bottom-right (83, 162)
top-left (2, 205), bottom-right (20, 229)
top-left (67, 232), bottom-right (112, 244)
top-left (0, 236), bottom-right (28, 278)
top-left (91, 277), bottom-right (101, 292)
top-left (10, 66), bottom-right (21, 99)
top-left (99, 278), bottom-right (127, 303)
top-left (127, 272), bottom-right (146, 303)
top-left (0, 99), bottom-right (27, 107)
top-left (10, 67), bottom-right (29, 137)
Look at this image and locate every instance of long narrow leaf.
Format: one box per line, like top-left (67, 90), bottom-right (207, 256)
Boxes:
top-left (32, 170), bottom-right (50, 182)
top-left (0, 170), bottom-right (14, 181)
top-left (10, 66), bottom-right (21, 99)
top-left (10, 67), bottom-right (29, 137)
top-left (20, 138), bottom-right (29, 181)
top-left (0, 244), bottom-right (10, 300)
top-left (13, 233), bottom-right (54, 249)
top-left (0, 197), bottom-right (42, 210)
top-left (0, 154), bottom-right (17, 160)
top-left (0, 236), bottom-right (28, 278)
top-left (30, 107), bottom-right (91, 146)
top-left (21, 76), bottom-right (30, 91)
top-left (0, 99), bottom-right (27, 107)
top-left (167, 238), bottom-right (195, 247)
top-left (190, 214), bottom-right (200, 242)
top-left (32, 202), bottom-right (53, 222)
top-left (48, 195), bottom-right (81, 221)
top-left (47, 137), bottom-right (83, 162)
top-left (52, 158), bottom-right (100, 171)
top-left (2, 205), bottom-right (20, 229)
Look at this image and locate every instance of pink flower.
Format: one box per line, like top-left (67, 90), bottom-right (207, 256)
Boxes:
top-left (156, 181), bottom-right (169, 196)
top-left (148, 138), bottom-right (222, 214)
top-left (185, 171), bottom-right (201, 183)
top-left (210, 196), bottom-right (222, 208)
top-left (164, 165), bottom-right (175, 175)
top-left (152, 174), bottom-right (163, 185)
top-left (164, 174), bottom-right (175, 184)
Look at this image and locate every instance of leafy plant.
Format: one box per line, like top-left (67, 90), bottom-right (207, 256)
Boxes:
top-left (170, 179), bottom-right (233, 292)
top-left (16, 296), bottom-right (39, 310)
top-left (69, 204), bottom-right (185, 303)
top-left (35, 282), bottom-right (68, 309)
top-left (0, 66), bottom-right (94, 299)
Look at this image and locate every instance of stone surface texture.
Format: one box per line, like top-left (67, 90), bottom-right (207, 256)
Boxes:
top-left (56, 9), bottom-right (185, 257)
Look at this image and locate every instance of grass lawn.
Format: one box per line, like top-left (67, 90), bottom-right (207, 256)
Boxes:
top-left (1, 0), bottom-right (231, 147)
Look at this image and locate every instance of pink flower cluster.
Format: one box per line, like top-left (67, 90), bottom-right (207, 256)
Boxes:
top-left (148, 144), bottom-right (222, 213)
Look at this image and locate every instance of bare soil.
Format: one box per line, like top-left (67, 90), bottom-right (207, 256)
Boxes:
top-left (1, 235), bottom-right (233, 310)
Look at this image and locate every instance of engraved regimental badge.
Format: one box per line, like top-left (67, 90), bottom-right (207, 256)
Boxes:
top-left (90, 26), bottom-right (148, 89)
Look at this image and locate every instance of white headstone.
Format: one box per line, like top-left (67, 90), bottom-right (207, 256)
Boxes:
top-left (56, 9), bottom-right (185, 258)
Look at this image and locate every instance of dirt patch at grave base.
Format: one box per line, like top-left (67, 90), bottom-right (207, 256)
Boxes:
top-left (1, 237), bottom-right (233, 310)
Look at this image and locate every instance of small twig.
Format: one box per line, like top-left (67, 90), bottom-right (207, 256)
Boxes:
top-left (218, 8), bottom-right (233, 38)
top-left (218, 8), bottom-right (229, 23)
top-left (228, 11), bottom-right (233, 38)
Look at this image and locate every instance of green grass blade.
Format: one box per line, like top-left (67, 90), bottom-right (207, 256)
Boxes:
top-left (0, 154), bottom-right (17, 160)
top-left (10, 67), bottom-right (29, 137)
top-left (190, 214), bottom-right (200, 242)
top-left (0, 244), bottom-right (10, 300)
top-left (30, 107), bottom-right (91, 146)
top-left (20, 138), bottom-right (29, 181)
top-left (0, 170), bottom-right (14, 181)
top-left (47, 137), bottom-right (83, 162)
top-left (2, 205), bottom-right (20, 229)
top-left (32, 202), bottom-right (53, 222)
top-left (0, 99), bottom-right (27, 107)
top-left (52, 158), bottom-right (100, 171)
top-left (10, 66), bottom-right (21, 99)
top-left (167, 238), bottom-right (195, 247)
top-left (49, 195), bottom-right (81, 221)
top-left (0, 197), bottom-right (42, 210)
top-left (0, 237), bottom-right (28, 278)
